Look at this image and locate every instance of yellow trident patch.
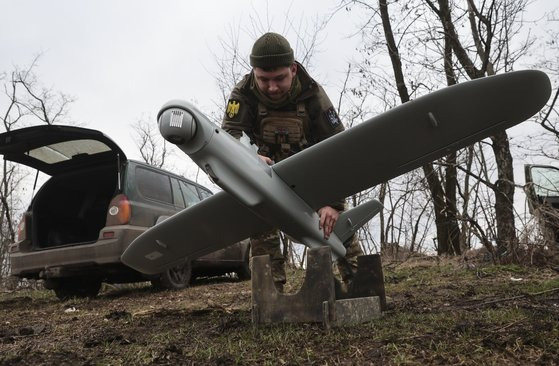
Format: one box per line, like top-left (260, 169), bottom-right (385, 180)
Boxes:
top-left (226, 100), bottom-right (240, 119)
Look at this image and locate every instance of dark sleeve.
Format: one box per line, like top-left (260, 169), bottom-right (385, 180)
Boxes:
top-left (309, 85), bottom-right (345, 144)
top-left (221, 86), bottom-right (256, 140)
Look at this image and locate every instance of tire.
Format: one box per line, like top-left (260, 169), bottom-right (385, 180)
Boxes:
top-left (49, 277), bottom-right (102, 300)
top-left (236, 250), bottom-right (251, 281)
top-left (151, 260), bottom-right (192, 290)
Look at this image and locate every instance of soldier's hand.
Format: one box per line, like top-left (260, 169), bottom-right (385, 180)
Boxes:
top-left (318, 206), bottom-right (340, 240)
top-left (258, 154), bottom-right (274, 165)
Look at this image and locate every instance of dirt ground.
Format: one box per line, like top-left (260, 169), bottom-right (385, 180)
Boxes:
top-left (1, 256), bottom-right (558, 365)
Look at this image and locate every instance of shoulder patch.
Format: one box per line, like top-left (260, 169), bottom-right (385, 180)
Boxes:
top-left (226, 99), bottom-right (241, 119)
top-left (324, 107), bottom-right (341, 128)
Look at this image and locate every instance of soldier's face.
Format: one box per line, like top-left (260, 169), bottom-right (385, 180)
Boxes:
top-left (253, 64), bottom-right (297, 101)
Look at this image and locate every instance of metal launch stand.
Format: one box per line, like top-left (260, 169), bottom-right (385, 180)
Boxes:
top-left (251, 246), bottom-right (386, 328)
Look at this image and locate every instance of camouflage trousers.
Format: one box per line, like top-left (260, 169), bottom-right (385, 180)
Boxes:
top-left (250, 229), bottom-right (363, 286)
top-left (250, 230), bottom-right (287, 285)
top-left (336, 234), bottom-right (364, 282)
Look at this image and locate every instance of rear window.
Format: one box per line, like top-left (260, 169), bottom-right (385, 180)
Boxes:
top-left (198, 188), bottom-right (212, 200)
top-left (171, 178), bottom-right (186, 208)
top-left (179, 181), bottom-right (201, 206)
top-left (27, 139), bottom-right (112, 164)
top-left (136, 167), bottom-right (172, 203)
top-left (530, 166), bottom-right (559, 197)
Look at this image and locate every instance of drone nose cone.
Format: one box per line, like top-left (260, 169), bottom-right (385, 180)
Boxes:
top-left (158, 107), bottom-right (197, 144)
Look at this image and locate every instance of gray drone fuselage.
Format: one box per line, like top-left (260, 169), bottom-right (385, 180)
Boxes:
top-left (158, 101), bottom-right (347, 259)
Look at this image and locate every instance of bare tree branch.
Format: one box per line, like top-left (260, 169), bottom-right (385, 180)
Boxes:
top-left (132, 117), bottom-right (169, 169)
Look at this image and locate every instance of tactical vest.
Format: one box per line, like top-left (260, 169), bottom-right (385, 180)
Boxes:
top-left (254, 102), bottom-right (310, 162)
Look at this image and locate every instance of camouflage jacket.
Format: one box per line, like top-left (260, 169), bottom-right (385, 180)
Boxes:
top-left (221, 62), bottom-right (346, 210)
top-left (221, 62), bottom-right (344, 147)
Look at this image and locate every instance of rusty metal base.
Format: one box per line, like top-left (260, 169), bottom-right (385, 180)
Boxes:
top-left (251, 246), bottom-right (386, 327)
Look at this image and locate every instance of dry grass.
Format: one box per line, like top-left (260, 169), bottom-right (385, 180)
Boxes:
top-left (1, 257), bottom-right (558, 365)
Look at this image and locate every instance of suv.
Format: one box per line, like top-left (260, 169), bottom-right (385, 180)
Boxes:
top-left (0, 125), bottom-right (250, 299)
top-left (525, 164), bottom-right (559, 244)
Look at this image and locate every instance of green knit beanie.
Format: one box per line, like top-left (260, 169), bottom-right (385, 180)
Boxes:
top-left (250, 32), bottom-right (294, 69)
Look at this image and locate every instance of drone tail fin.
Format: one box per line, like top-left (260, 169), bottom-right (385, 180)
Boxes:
top-left (333, 199), bottom-right (383, 244)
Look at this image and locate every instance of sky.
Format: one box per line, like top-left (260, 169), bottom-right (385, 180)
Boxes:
top-left (0, 0), bottom-right (557, 192)
top-left (0, 1), bottom-right (359, 170)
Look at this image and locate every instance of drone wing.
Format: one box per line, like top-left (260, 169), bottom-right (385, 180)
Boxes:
top-left (273, 70), bottom-right (551, 210)
top-left (121, 191), bottom-right (271, 274)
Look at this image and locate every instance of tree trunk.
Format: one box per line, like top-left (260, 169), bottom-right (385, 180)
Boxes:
top-left (378, 182), bottom-right (387, 245)
top-left (441, 25), bottom-right (462, 255)
top-left (422, 163), bottom-right (452, 255)
top-left (379, 0), bottom-right (460, 254)
top-left (430, 0), bottom-right (518, 260)
top-left (491, 131), bottom-right (517, 258)
top-left (444, 152), bottom-right (461, 255)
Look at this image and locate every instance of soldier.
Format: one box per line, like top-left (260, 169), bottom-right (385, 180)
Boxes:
top-left (222, 32), bottom-right (362, 291)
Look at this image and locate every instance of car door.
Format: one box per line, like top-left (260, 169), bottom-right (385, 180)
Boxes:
top-left (524, 164), bottom-right (559, 214)
top-left (0, 125), bottom-right (127, 176)
top-left (524, 164), bottom-right (559, 243)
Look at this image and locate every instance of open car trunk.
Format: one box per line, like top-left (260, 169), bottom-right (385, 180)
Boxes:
top-left (32, 164), bottom-right (119, 249)
top-left (0, 125), bottom-right (127, 249)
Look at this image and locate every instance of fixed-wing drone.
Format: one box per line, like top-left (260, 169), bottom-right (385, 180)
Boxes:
top-left (121, 70), bottom-right (551, 275)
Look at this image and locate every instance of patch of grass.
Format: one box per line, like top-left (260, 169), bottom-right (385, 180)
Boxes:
top-left (482, 263), bottom-right (526, 275)
top-left (0, 288), bottom-right (54, 302)
top-left (386, 262), bottom-right (475, 287)
top-left (1, 260), bottom-right (558, 365)
top-left (515, 276), bottom-right (559, 293)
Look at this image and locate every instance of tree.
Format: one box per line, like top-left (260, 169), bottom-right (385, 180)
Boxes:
top-left (425, 0), bottom-right (536, 259)
top-left (131, 116), bottom-right (170, 169)
top-left (532, 21), bottom-right (559, 159)
top-left (342, 0), bottom-right (462, 255)
top-left (340, 0), bottom-right (549, 260)
top-left (0, 55), bottom-right (74, 280)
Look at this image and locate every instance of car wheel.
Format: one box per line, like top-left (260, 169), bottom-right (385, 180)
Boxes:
top-left (50, 277), bottom-right (102, 300)
top-left (236, 251), bottom-right (251, 281)
top-left (151, 260), bottom-right (192, 290)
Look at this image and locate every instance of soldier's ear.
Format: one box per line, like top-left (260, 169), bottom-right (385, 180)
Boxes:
top-left (290, 63), bottom-right (297, 75)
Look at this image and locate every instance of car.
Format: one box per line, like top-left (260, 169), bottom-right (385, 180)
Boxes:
top-left (524, 164), bottom-right (559, 244)
top-left (0, 125), bottom-right (250, 299)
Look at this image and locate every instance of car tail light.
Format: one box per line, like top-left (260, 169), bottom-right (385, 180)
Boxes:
top-left (16, 216), bottom-right (27, 242)
top-left (106, 194), bottom-right (131, 226)
top-left (102, 231), bottom-right (115, 239)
